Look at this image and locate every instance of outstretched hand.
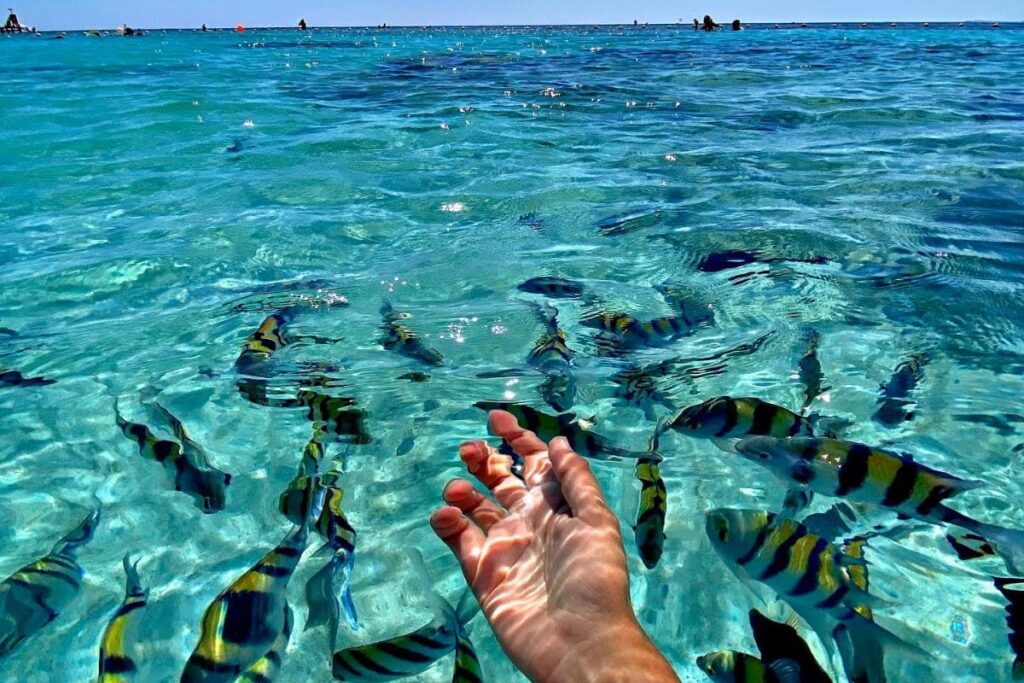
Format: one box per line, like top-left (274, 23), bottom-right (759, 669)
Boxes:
top-left (430, 410), bottom-right (679, 683)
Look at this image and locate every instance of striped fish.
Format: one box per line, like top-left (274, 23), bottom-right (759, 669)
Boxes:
top-left (633, 456), bottom-right (667, 570)
top-left (798, 329), bottom-right (827, 411)
top-left (528, 303), bottom-right (577, 412)
top-left (516, 276), bottom-right (584, 299)
top-left (380, 302), bottom-right (443, 367)
top-left (696, 650), bottom-right (782, 683)
top-left (705, 509), bottom-right (873, 625)
top-left (0, 366), bottom-right (55, 387)
top-left (473, 401), bottom-right (644, 460)
top-left (872, 354), bottom-right (928, 427)
top-left (579, 310), bottom-right (693, 349)
top-left (115, 405), bottom-right (231, 513)
top-left (0, 509), bottom-right (100, 658)
top-left (946, 532), bottom-right (996, 562)
top-left (181, 488), bottom-right (322, 682)
top-left (611, 362), bottom-right (678, 420)
top-left (98, 555), bottom-right (149, 682)
top-left (295, 390), bottom-right (372, 444)
top-left (748, 610), bottom-right (832, 683)
top-left (738, 436), bottom-right (1024, 575)
top-left (993, 577), bottom-right (1024, 681)
top-left (236, 606), bottom-right (293, 683)
top-left (331, 583), bottom-right (479, 682)
top-left (236, 310), bottom-right (298, 370)
top-left (666, 396), bottom-right (813, 440)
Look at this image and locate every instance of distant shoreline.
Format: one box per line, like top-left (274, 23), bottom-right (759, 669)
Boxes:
top-left (13, 20), bottom-right (1020, 34)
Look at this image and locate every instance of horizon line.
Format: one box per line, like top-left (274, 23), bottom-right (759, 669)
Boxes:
top-left (26, 19), bottom-right (1020, 33)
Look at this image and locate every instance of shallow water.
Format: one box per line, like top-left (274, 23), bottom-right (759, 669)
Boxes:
top-left (2, 22), bottom-right (1024, 682)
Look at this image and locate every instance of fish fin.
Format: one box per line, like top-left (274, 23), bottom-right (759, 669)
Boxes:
top-left (454, 587), bottom-right (480, 627)
top-left (54, 507), bottom-right (101, 555)
top-left (407, 548), bottom-right (456, 627)
top-left (769, 658), bottom-right (803, 683)
top-left (808, 414), bottom-right (853, 439)
top-left (781, 487), bottom-right (813, 518)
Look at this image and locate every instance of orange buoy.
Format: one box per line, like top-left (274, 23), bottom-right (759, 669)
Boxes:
top-left (235, 24), bottom-right (245, 33)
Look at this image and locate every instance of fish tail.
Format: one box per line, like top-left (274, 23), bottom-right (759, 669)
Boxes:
top-left (304, 551), bottom-right (343, 649)
top-left (968, 522), bottom-right (1024, 576)
top-left (54, 507), bottom-right (101, 555)
top-left (408, 548), bottom-right (457, 628)
top-left (835, 618), bottom-right (888, 683)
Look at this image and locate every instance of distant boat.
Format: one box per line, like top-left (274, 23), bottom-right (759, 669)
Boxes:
top-left (1, 8), bottom-right (32, 33)
top-left (993, 22), bottom-right (1001, 28)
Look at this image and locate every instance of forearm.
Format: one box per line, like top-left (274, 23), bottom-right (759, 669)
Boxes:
top-left (545, 621), bottom-right (680, 683)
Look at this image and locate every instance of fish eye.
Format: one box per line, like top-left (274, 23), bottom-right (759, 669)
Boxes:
top-left (758, 452), bottom-right (770, 460)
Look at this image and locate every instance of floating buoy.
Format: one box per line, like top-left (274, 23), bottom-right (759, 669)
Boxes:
top-left (235, 24), bottom-right (245, 33)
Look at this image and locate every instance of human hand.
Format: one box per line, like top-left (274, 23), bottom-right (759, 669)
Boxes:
top-left (430, 410), bottom-right (679, 683)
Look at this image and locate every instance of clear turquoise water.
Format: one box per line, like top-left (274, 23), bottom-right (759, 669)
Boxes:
top-left (2, 22), bottom-right (1024, 682)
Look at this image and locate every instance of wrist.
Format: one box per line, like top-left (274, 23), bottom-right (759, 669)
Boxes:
top-left (545, 619), bottom-right (679, 683)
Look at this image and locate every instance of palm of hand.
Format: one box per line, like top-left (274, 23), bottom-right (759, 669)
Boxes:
top-left (431, 411), bottom-right (634, 682)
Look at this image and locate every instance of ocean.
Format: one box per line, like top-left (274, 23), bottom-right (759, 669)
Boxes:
top-left (1, 22), bottom-right (1023, 682)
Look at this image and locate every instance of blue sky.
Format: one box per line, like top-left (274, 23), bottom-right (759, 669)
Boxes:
top-left (19, 1), bottom-right (1024, 31)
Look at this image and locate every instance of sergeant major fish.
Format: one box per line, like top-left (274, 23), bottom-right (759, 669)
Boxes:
top-left (380, 301), bottom-right (443, 367)
top-left (287, 466), bottom-right (360, 649)
top-left (181, 486), bottom-right (323, 682)
top-left (235, 309), bottom-right (300, 371)
top-left (331, 551), bottom-right (479, 682)
top-left (527, 303), bottom-right (577, 412)
top-left (294, 389), bottom-right (372, 445)
top-left (798, 329), bottom-right (827, 411)
top-left (474, 401), bottom-right (645, 460)
top-left (706, 509), bottom-right (889, 683)
top-left (0, 509), bottom-right (101, 658)
top-left (517, 276), bottom-right (585, 299)
top-left (115, 403), bottom-right (231, 513)
top-left (872, 354), bottom-right (928, 427)
top-left (665, 396), bottom-right (814, 441)
top-left (633, 457), bottom-right (668, 570)
top-left (236, 606), bottom-right (293, 683)
top-left (579, 310), bottom-right (694, 352)
top-left (98, 555), bottom-right (149, 682)
top-left (696, 650), bottom-right (784, 683)
top-left (736, 436), bottom-right (1024, 576)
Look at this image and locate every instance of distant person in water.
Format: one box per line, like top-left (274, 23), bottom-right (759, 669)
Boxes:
top-left (692, 18), bottom-right (699, 30)
top-left (201, 23), bottom-right (207, 31)
top-left (702, 15), bottom-right (719, 31)
top-left (732, 19), bottom-right (742, 31)
top-left (298, 17), bottom-right (307, 30)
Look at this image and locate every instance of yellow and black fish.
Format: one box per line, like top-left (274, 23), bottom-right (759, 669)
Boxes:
top-left (235, 309), bottom-right (298, 370)
top-left (612, 361), bottom-right (678, 420)
top-left (0, 509), bottom-right (100, 658)
top-left (579, 310), bottom-right (693, 350)
top-left (295, 389), bottom-right (372, 444)
top-left (332, 553), bottom-right (479, 682)
top-left (528, 302), bottom-right (576, 412)
top-left (380, 302), bottom-right (443, 367)
top-left (98, 554), bottom-right (149, 682)
top-left (735, 436), bottom-right (1024, 575)
top-left (633, 456), bottom-right (667, 570)
top-left (474, 401), bottom-right (643, 460)
top-left (666, 396), bottom-right (814, 440)
top-left (696, 650), bottom-right (782, 683)
top-left (946, 531), bottom-right (996, 562)
top-left (708, 509), bottom-right (897, 683)
top-left (516, 276), bottom-right (585, 299)
top-left (181, 487), bottom-right (322, 682)
top-left (236, 606), bottom-right (293, 683)
top-left (994, 577), bottom-right (1024, 680)
top-left (115, 404), bottom-right (231, 513)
